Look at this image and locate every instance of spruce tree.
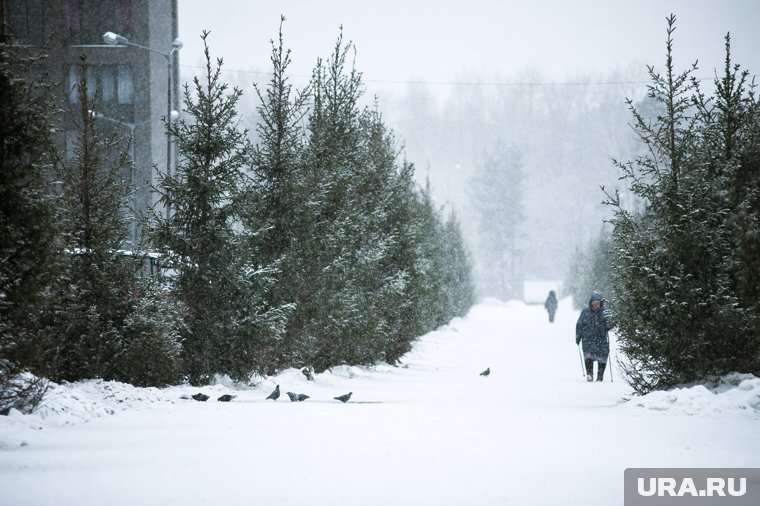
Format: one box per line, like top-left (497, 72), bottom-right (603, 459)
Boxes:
top-left (0, 41), bottom-right (56, 411)
top-left (247, 17), bottom-right (309, 370)
top-left (441, 210), bottom-right (476, 319)
top-left (380, 161), bottom-right (430, 363)
top-left (289, 31), bottom-right (369, 370)
top-left (244, 24), bottom-right (475, 372)
top-left (409, 182), bottom-right (449, 329)
top-left (43, 56), bottom-right (137, 382)
top-left (608, 16), bottom-right (759, 393)
top-left (147, 33), bottom-right (286, 384)
top-left (693, 35), bottom-right (760, 374)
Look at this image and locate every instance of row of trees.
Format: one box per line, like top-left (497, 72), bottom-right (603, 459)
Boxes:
top-left (568, 16), bottom-right (760, 394)
top-left (469, 144), bottom-right (524, 300)
top-left (0, 24), bottom-right (475, 409)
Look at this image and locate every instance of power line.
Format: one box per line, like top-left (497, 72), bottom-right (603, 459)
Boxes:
top-left (366, 78), bottom-right (652, 87)
top-left (179, 63), bottom-right (757, 88)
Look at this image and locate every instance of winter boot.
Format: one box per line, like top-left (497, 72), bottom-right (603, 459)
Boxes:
top-left (596, 362), bottom-right (607, 382)
top-left (585, 359), bottom-right (594, 382)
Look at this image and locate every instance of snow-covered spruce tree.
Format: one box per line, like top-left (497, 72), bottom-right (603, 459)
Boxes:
top-left (348, 105), bottom-right (433, 365)
top-left (147, 33), bottom-right (286, 384)
top-left (246, 26), bottom-right (474, 372)
top-left (413, 180), bottom-right (477, 331)
top-left (117, 278), bottom-right (185, 387)
top-left (279, 31), bottom-right (377, 371)
top-left (358, 111), bottom-right (475, 359)
top-left (729, 84), bottom-right (760, 367)
top-left (43, 56), bottom-right (137, 382)
top-left (607, 16), bottom-right (754, 393)
top-left (440, 210), bottom-right (476, 320)
top-left (249, 17), bottom-right (309, 260)
top-left (378, 160), bottom-right (433, 363)
top-left (406, 181), bottom-right (450, 331)
top-left (468, 144), bottom-right (523, 300)
top-left (692, 36), bottom-right (760, 375)
top-left (0, 42), bottom-right (55, 411)
top-left (274, 30), bottom-right (475, 371)
top-left (246, 18), bottom-right (308, 371)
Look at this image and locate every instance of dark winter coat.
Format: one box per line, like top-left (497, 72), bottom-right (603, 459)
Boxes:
top-left (544, 291), bottom-right (558, 314)
top-left (575, 293), bottom-right (610, 356)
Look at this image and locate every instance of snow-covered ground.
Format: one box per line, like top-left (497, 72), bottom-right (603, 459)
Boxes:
top-left (1, 297), bottom-right (759, 505)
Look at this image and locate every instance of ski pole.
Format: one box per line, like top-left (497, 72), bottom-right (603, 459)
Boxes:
top-left (577, 343), bottom-right (585, 377)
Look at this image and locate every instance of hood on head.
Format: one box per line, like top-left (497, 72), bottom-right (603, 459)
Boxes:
top-left (588, 292), bottom-right (605, 308)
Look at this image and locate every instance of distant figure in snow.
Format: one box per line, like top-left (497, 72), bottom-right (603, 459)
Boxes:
top-left (480, 367), bottom-right (490, 377)
top-left (544, 290), bottom-right (558, 323)
top-left (334, 392), bottom-right (353, 403)
top-left (217, 394), bottom-right (235, 402)
top-left (266, 385), bottom-right (280, 401)
top-left (287, 392), bottom-right (309, 402)
top-left (575, 292), bottom-right (611, 382)
top-left (191, 393), bottom-right (209, 402)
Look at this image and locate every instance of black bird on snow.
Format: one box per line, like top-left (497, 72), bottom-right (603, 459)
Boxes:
top-left (217, 394), bottom-right (235, 402)
top-left (480, 367), bottom-right (491, 377)
top-left (286, 392), bottom-right (310, 402)
top-left (266, 384), bottom-right (280, 401)
top-left (191, 392), bottom-right (209, 402)
top-left (334, 392), bottom-right (353, 403)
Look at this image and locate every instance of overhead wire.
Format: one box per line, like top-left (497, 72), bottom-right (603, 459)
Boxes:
top-left (179, 63), bottom-right (757, 87)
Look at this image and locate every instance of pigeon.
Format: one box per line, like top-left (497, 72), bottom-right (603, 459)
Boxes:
top-left (480, 367), bottom-right (491, 377)
top-left (286, 392), bottom-right (310, 402)
top-left (334, 392), bottom-right (353, 403)
top-left (191, 392), bottom-right (209, 402)
top-left (217, 394), bottom-right (235, 402)
top-left (266, 384), bottom-right (280, 401)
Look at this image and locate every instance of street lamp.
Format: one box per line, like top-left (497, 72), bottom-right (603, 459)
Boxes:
top-left (102, 31), bottom-right (182, 216)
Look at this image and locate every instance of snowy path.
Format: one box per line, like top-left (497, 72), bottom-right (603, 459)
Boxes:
top-left (1, 298), bottom-right (759, 505)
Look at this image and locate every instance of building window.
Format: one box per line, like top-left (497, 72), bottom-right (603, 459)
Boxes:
top-left (68, 63), bottom-right (133, 105)
top-left (116, 64), bottom-right (134, 104)
top-left (68, 64), bottom-right (95, 103)
top-left (100, 66), bottom-right (115, 103)
top-left (61, 0), bottom-right (133, 44)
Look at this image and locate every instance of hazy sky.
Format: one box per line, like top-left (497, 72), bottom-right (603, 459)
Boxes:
top-left (179, 0), bottom-right (760, 96)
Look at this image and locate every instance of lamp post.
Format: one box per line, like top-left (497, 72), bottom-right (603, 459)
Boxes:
top-left (90, 110), bottom-right (152, 247)
top-left (89, 110), bottom-right (138, 157)
top-left (102, 31), bottom-right (182, 216)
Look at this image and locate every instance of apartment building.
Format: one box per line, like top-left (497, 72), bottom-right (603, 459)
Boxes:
top-left (2, 0), bottom-right (180, 245)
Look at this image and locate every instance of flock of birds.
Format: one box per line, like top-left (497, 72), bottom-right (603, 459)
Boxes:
top-left (189, 368), bottom-right (490, 404)
top-left (264, 385), bottom-right (353, 403)
top-left (189, 385), bottom-right (353, 403)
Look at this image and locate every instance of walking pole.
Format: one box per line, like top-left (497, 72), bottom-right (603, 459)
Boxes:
top-left (607, 334), bottom-right (614, 383)
top-left (608, 355), bottom-right (614, 383)
top-left (578, 343), bottom-right (585, 377)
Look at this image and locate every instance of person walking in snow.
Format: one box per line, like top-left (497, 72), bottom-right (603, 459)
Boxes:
top-left (575, 292), bottom-right (610, 381)
top-left (544, 290), bottom-right (558, 323)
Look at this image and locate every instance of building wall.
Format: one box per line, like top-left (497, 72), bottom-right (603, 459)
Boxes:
top-left (2, 0), bottom-right (179, 246)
